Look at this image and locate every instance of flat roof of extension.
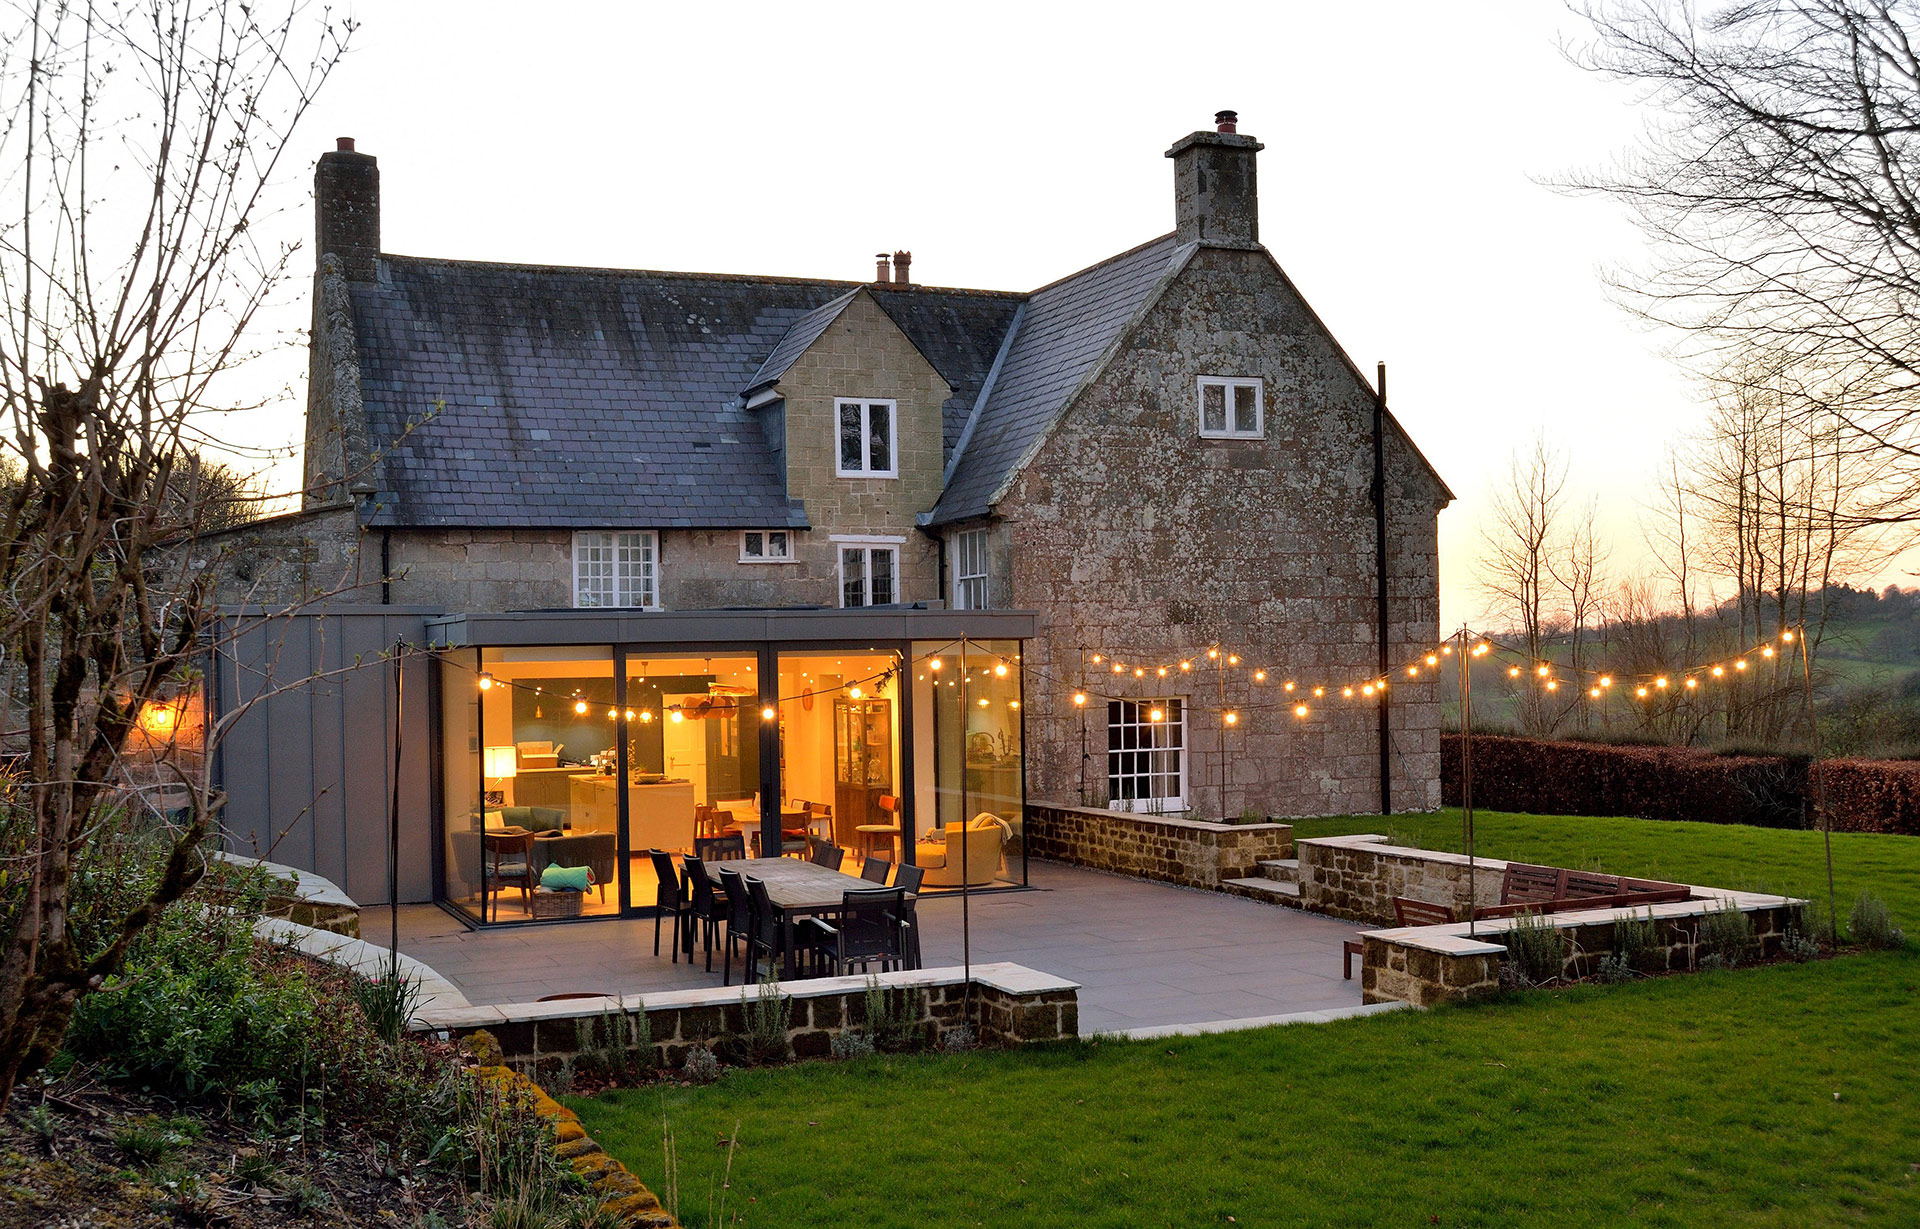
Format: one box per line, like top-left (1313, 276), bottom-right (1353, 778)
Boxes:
top-left (423, 605), bottom-right (1037, 649)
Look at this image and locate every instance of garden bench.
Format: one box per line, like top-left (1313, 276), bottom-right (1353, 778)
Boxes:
top-left (1472, 863), bottom-right (1692, 920)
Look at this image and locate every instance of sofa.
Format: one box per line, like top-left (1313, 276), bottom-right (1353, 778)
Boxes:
top-left (915, 814), bottom-right (1010, 887)
top-left (484, 805), bottom-right (566, 832)
top-left (530, 831), bottom-right (617, 902)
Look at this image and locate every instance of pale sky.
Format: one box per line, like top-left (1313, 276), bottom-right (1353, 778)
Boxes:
top-left (220, 0), bottom-right (1913, 626)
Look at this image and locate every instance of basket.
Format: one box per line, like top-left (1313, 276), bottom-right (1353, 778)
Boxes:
top-left (530, 887), bottom-right (584, 920)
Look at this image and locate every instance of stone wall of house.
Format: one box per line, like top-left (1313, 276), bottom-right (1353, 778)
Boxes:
top-left (1360, 894), bottom-right (1803, 1006)
top-left (1000, 245), bottom-right (1447, 822)
top-left (1026, 800), bottom-right (1292, 889)
top-left (202, 504), bottom-right (369, 606)
top-left (1297, 834), bottom-right (1507, 926)
top-left (414, 963), bottom-right (1081, 1067)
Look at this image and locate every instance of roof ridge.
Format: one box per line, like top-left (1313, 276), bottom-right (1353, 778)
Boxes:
top-left (376, 252), bottom-right (1028, 300)
top-left (1022, 231), bottom-right (1180, 297)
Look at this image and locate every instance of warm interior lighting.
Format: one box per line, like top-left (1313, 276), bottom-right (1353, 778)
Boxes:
top-left (139, 702), bottom-right (178, 736)
top-left (848, 685), bottom-right (863, 699)
top-left (483, 746), bottom-right (517, 779)
top-left (477, 672), bottom-right (494, 691)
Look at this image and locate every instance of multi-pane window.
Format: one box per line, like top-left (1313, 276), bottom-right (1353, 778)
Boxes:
top-left (836, 398), bottom-right (897, 477)
top-left (1198, 376), bottom-right (1263, 439)
top-left (839, 545), bottom-right (897, 608)
top-left (1107, 698), bottom-right (1185, 810)
top-left (572, 531), bottom-right (657, 608)
top-left (953, 529), bottom-right (989, 610)
top-left (739, 530), bottom-right (793, 563)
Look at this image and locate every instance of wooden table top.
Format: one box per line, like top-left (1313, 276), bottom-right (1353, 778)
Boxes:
top-left (709, 857), bottom-right (894, 912)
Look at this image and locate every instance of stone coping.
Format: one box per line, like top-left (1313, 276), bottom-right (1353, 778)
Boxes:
top-left (214, 850), bottom-right (357, 909)
top-left (1031, 800), bottom-right (1294, 836)
top-left (411, 961), bottom-right (1080, 1033)
top-left (1110, 1001), bottom-right (1414, 1040)
top-left (256, 916), bottom-right (471, 1017)
top-left (1296, 832), bottom-right (1513, 874)
top-left (1362, 889), bottom-right (1808, 957)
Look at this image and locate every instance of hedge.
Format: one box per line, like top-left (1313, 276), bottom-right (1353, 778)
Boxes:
top-left (1441, 734), bottom-right (1920, 836)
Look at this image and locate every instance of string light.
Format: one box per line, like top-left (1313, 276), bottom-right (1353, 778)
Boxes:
top-left (1073, 692), bottom-right (1087, 706)
top-left (1294, 703), bottom-right (1309, 718)
top-left (1599, 676), bottom-right (1612, 687)
top-left (1546, 680), bottom-right (1559, 691)
top-left (1762, 646), bottom-right (1775, 658)
top-left (1284, 681), bottom-right (1296, 692)
top-left (1224, 711), bottom-right (1239, 725)
top-left (995, 662), bottom-right (1009, 677)
top-left (1134, 667), bottom-right (1146, 678)
top-left (1313, 687), bottom-right (1324, 697)
top-left (1536, 664), bottom-right (1550, 677)
top-left (1734, 659), bottom-right (1748, 671)
top-left (1712, 665), bottom-right (1724, 677)
top-left (1208, 648), bottom-right (1219, 659)
top-left (1157, 666), bottom-right (1168, 677)
top-left (930, 658), bottom-right (942, 671)
top-left (1407, 665), bottom-right (1420, 676)
top-left (1228, 654), bottom-right (1239, 665)
top-left (1254, 669), bottom-right (1266, 681)
top-left (1508, 667), bottom-right (1522, 678)
top-left (1655, 677), bottom-right (1669, 689)
top-left (762, 705), bottom-right (777, 720)
top-left (1090, 654), bottom-right (1102, 664)
top-left (1685, 678), bottom-right (1698, 689)
top-left (1782, 630), bottom-right (1795, 642)
top-left (478, 672), bottom-right (494, 691)
top-left (574, 700), bottom-right (588, 715)
top-left (1343, 687), bottom-right (1355, 698)
top-left (669, 710), bottom-right (683, 723)
top-left (1149, 707), bottom-right (1165, 722)
top-left (1180, 661), bottom-right (1193, 671)
top-left (1425, 654), bottom-right (1438, 667)
top-left (624, 709), bottom-right (636, 721)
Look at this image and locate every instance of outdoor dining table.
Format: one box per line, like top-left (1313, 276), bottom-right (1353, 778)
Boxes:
top-left (709, 856), bottom-right (914, 977)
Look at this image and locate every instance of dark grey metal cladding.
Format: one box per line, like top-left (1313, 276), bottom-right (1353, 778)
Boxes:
top-left (350, 258), bottom-right (1022, 530)
top-left (423, 605), bottom-right (1037, 648)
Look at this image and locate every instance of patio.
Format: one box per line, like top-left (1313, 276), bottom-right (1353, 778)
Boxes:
top-left (388, 858), bottom-right (1374, 1035)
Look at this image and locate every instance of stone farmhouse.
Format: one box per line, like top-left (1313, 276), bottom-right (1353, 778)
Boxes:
top-left (211, 112), bottom-right (1449, 917)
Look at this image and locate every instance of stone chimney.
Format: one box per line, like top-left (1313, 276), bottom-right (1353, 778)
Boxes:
top-left (892, 250), bottom-right (912, 285)
top-left (1165, 110), bottom-right (1263, 247)
top-left (315, 137), bottom-right (380, 281)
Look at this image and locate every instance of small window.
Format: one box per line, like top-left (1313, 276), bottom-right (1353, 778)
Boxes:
top-left (740, 530), bottom-right (794, 563)
top-left (1108, 698), bottom-right (1185, 811)
top-left (573, 531), bottom-right (657, 608)
top-left (839, 545), bottom-right (898, 607)
top-left (1198, 376), bottom-right (1263, 439)
top-left (836, 399), bottom-right (898, 477)
top-left (953, 529), bottom-right (989, 610)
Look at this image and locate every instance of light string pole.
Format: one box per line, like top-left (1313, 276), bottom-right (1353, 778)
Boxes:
top-left (1457, 626), bottom-right (1476, 937)
top-left (1794, 621), bottom-right (1839, 947)
top-left (958, 637), bottom-right (973, 1035)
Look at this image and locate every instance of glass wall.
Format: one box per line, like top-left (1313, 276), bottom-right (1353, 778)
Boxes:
top-left (439, 648), bottom-right (483, 915)
top-left (926, 640), bottom-right (1024, 889)
top-left (621, 651), bottom-right (764, 911)
top-left (774, 649), bottom-right (903, 860)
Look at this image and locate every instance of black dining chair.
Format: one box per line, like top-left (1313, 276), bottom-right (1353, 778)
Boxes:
top-left (860, 854), bottom-right (890, 884)
top-left (682, 856), bottom-right (729, 972)
top-left (717, 867), bottom-right (753, 986)
top-left (808, 835), bottom-right (844, 871)
top-left (892, 862), bottom-right (925, 969)
top-left (647, 848), bottom-right (686, 961)
top-left (799, 887), bottom-right (909, 977)
top-left (695, 833), bottom-right (744, 863)
top-left (742, 875), bottom-right (784, 982)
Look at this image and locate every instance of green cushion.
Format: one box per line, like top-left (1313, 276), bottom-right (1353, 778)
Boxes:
top-left (500, 806), bottom-right (533, 826)
top-left (540, 863), bottom-right (592, 892)
top-left (528, 807), bottom-right (567, 832)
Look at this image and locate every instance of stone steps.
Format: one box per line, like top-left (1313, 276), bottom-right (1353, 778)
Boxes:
top-left (1258, 858), bottom-right (1299, 884)
top-left (1221, 876), bottom-right (1301, 907)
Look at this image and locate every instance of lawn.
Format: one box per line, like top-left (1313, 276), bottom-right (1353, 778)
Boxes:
top-left (569, 813), bottom-right (1920, 1228)
top-left (1291, 808), bottom-right (1920, 926)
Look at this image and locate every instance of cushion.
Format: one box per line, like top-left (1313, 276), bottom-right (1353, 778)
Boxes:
top-left (500, 806), bottom-right (533, 826)
top-left (483, 809), bottom-right (507, 830)
top-left (914, 839), bottom-right (948, 868)
top-left (527, 806), bottom-right (567, 833)
top-left (540, 863), bottom-right (592, 891)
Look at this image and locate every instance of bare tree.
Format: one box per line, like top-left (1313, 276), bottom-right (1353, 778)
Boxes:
top-left (0, 0), bottom-right (349, 1108)
top-left (1479, 434), bottom-right (1577, 733)
top-left (1571, 0), bottom-right (1920, 525)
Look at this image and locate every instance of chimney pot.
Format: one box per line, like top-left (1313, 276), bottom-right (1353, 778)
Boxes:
top-left (892, 250), bottom-right (912, 285)
top-left (874, 252), bottom-right (891, 284)
top-left (1214, 110), bottom-right (1238, 134)
top-left (336, 136), bottom-right (356, 152)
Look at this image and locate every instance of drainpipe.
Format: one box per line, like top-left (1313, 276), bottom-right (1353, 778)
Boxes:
top-left (1373, 362), bottom-right (1392, 815)
top-left (381, 528), bottom-right (392, 605)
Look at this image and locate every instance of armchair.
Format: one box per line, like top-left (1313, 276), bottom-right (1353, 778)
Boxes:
top-left (914, 814), bottom-right (1010, 887)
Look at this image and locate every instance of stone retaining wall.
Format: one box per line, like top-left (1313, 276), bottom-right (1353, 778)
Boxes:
top-left (1361, 892), bottom-right (1804, 1007)
top-left (213, 851), bottom-right (362, 937)
top-left (1296, 833), bottom-right (1507, 925)
top-left (412, 962), bottom-right (1080, 1068)
top-left (1026, 800), bottom-right (1292, 889)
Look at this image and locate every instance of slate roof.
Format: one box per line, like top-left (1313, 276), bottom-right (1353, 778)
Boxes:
top-left (350, 258), bottom-right (1022, 528)
top-left (929, 236), bottom-right (1192, 525)
top-left (744, 290), bottom-right (860, 396)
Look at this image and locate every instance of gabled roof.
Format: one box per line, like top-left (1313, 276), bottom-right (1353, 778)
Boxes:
top-left (930, 236), bottom-right (1193, 525)
top-left (350, 257), bottom-right (1021, 528)
top-left (744, 289), bottom-right (861, 396)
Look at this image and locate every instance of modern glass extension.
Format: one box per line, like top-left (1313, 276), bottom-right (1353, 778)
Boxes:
top-left (430, 608), bottom-right (1032, 926)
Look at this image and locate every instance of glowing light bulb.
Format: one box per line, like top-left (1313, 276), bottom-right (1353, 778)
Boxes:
top-left (1475, 642), bottom-right (1491, 656)
top-left (1010, 700), bottom-right (1020, 710)
top-left (930, 658), bottom-right (942, 672)
top-left (623, 709), bottom-right (635, 721)
top-left (1536, 664), bottom-right (1550, 677)
top-left (1656, 677), bottom-right (1668, 689)
top-left (1089, 654), bottom-right (1101, 664)
top-left (1224, 711), bottom-right (1239, 725)
top-left (1508, 667), bottom-right (1522, 678)
top-left (1407, 665), bottom-right (1419, 676)
top-left (669, 710), bottom-right (682, 723)
top-left (478, 673), bottom-right (494, 691)
top-left (1589, 687), bottom-right (1601, 698)
top-left (1157, 667), bottom-right (1168, 677)
top-left (849, 685), bottom-right (863, 699)
top-left (1441, 645), bottom-right (1453, 655)
top-left (1362, 684), bottom-right (1376, 696)
top-left (1712, 665), bottom-right (1724, 677)
top-left (1762, 646), bottom-right (1775, 658)
top-left (1343, 687), bottom-right (1355, 698)
top-left (1313, 687), bottom-right (1325, 697)
top-left (1782, 630), bottom-right (1795, 642)
top-left (995, 663), bottom-right (1008, 677)
top-left (1294, 704), bottom-right (1309, 718)
top-left (762, 706), bottom-right (776, 720)
top-left (978, 697), bottom-right (990, 708)
top-left (641, 711), bottom-right (654, 723)
top-left (1284, 681), bottom-right (1296, 693)
top-left (1180, 661), bottom-right (1192, 671)
top-left (607, 708), bottom-right (618, 719)
top-left (1254, 670), bottom-right (1266, 682)
top-left (1073, 692), bottom-right (1087, 706)
top-left (1228, 654), bottom-right (1239, 665)
top-left (1425, 654), bottom-right (1438, 667)
top-left (1208, 649), bottom-right (1219, 659)
top-left (1636, 687), bottom-right (1649, 698)
top-left (574, 700), bottom-right (588, 715)
top-left (1685, 678), bottom-right (1698, 690)
top-left (1734, 659), bottom-right (1748, 671)
top-left (1113, 664), bottom-right (1124, 674)
top-left (1149, 708), bottom-right (1164, 722)
top-left (1546, 680), bottom-right (1559, 691)
top-left (1600, 676), bottom-right (1612, 687)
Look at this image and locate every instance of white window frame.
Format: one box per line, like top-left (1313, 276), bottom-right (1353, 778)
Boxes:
top-left (739, 530), bottom-right (796, 564)
top-left (835, 397), bottom-right (899, 478)
top-left (1197, 375), bottom-right (1264, 440)
top-left (571, 531), bottom-right (659, 609)
top-left (1107, 698), bottom-right (1186, 812)
top-left (952, 529), bottom-right (989, 610)
top-left (832, 534), bottom-right (905, 608)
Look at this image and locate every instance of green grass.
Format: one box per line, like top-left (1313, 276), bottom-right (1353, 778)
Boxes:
top-left (572, 954), bottom-right (1920, 1227)
top-left (1293, 808), bottom-right (1920, 926)
top-left (569, 813), bottom-right (1920, 1227)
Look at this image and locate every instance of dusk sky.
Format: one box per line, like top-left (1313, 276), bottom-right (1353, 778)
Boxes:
top-left (226, 1), bottom-right (1906, 626)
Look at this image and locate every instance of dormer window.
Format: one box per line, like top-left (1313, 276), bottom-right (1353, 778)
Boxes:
top-left (740, 530), bottom-right (794, 563)
top-left (836, 398), bottom-right (897, 477)
top-left (1198, 376), bottom-right (1263, 439)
